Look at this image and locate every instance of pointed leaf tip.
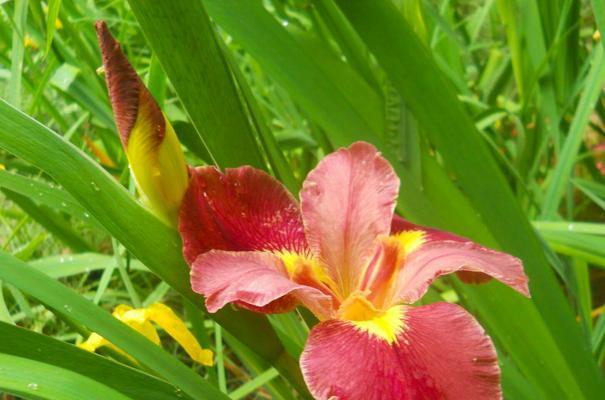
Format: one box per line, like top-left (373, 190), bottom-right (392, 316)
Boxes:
top-left (94, 20), bottom-right (163, 147)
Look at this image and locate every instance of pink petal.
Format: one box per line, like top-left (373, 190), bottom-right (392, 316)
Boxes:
top-left (391, 215), bottom-right (529, 303)
top-left (190, 250), bottom-right (333, 319)
top-left (179, 166), bottom-right (307, 264)
top-left (301, 142), bottom-right (399, 295)
top-left (301, 302), bottom-right (501, 400)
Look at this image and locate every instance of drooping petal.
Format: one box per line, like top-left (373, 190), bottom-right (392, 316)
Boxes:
top-left (391, 215), bottom-right (492, 284)
top-left (96, 21), bottom-right (188, 226)
top-left (391, 215), bottom-right (529, 303)
top-left (301, 142), bottom-right (399, 296)
top-left (190, 250), bottom-right (334, 320)
top-left (141, 303), bottom-right (214, 366)
top-left (78, 303), bottom-right (213, 366)
top-left (301, 302), bottom-right (501, 400)
top-left (179, 166), bottom-right (307, 264)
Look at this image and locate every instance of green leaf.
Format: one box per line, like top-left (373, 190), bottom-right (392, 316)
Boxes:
top-left (124, 1), bottom-right (266, 170)
top-left (203, 0), bottom-right (384, 144)
top-left (0, 353), bottom-right (131, 400)
top-left (7, 0), bottom-right (28, 107)
top-left (0, 169), bottom-right (105, 230)
top-left (0, 322), bottom-right (186, 400)
top-left (29, 253), bottom-right (147, 279)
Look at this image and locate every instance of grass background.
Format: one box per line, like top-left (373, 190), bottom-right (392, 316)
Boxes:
top-left (0, 0), bottom-right (604, 399)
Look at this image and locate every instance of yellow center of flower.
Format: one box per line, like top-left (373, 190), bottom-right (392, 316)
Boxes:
top-left (337, 294), bottom-right (405, 344)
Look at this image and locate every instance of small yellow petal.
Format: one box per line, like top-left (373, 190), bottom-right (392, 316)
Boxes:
top-left (78, 332), bottom-right (108, 353)
top-left (145, 303), bottom-right (214, 366)
top-left (80, 303), bottom-right (212, 366)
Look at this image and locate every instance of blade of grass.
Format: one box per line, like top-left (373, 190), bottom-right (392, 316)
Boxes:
top-left (44, 0), bottom-right (62, 57)
top-left (7, 0), bottom-right (28, 107)
top-left (541, 44), bottom-right (605, 217)
top-left (0, 354), bottom-right (131, 400)
top-left (229, 368), bottom-right (279, 400)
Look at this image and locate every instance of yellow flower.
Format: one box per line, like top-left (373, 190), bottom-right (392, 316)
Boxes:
top-left (78, 303), bottom-right (213, 366)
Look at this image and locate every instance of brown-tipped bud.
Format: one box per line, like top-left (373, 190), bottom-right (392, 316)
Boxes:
top-left (95, 20), bottom-right (164, 148)
top-left (95, 21), bottom-right (188, 226)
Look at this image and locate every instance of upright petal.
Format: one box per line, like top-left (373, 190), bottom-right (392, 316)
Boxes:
top-left (301, 302), bottom-right (501, 400)
top-left (301, 142), bottom-right (399, 297)
top-left (391, 215), bottom-right (529, 303)
top-left (179, 166), bottom-right (307, 264)
top-left (190, 250), bottom-right (334, 320)
top-left (96, 21), bottom-right (188, 226)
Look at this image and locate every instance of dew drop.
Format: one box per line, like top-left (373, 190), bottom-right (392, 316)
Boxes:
top-left (27, 383), bottom-right (38, 390)
top-left (567, 223), bottom-right (575, 231)
top-left (90, 181), bottom-right (101, 192)
top-left (83, 212), bottom-right (90, 219)
top-left (61, 201), bottom-right (67, 207)
top-left (63, 304), bottom-right (73, 313)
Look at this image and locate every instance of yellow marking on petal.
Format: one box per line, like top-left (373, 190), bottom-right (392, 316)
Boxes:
top-left (278, 250), bottom-right (339, 298)
top-left (353, 305), bottom-right (405, 344)
top-left (387, 230), bottom-right (425, 257)
top-left (78, 303), bottom-right (213, 366)
top-left (338, 295), bottom-right (405, 344)
top-left (126, 110), bottom-right (188, 226)
top-left (358, 230), bottom-right (425, 308)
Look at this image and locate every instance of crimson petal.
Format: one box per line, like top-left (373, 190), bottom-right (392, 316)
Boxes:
top-left (179, 166), bottom-right (307, 264)
top-left (301, 302), bottom-right (501, 400)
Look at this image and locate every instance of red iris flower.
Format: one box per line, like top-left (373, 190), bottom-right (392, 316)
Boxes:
top-left (180, 142), bottom-right (530, 400)
top-left (96, 21), bottom-right (530, 400)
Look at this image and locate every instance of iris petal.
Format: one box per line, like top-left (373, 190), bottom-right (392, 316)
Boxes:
top-left (391, 215), bottom-right (529, 303)
top-left (301, 302), bottom-right (501, 400)
top-left (190, 250), bottom-right (334, 319)
top-left (179, 166), bottom-right (307, 264)
top-left (301, 142), bottom-right (399, 297)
